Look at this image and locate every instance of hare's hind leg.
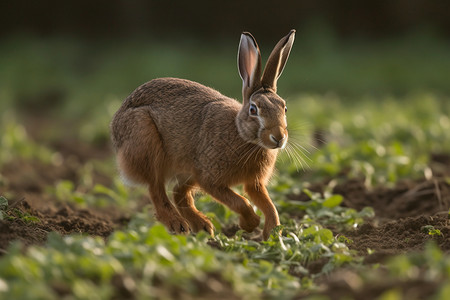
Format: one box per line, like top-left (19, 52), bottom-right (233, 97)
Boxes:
top-left (148, 182), bottom-right (190, 234)
top-left (173, 177), bottom-right (214, 236)
top-left (116, 109), bottom-right (189, 234)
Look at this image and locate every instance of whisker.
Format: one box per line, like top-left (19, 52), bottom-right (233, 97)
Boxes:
top-left (284, 146), bottom-right (300, 172)
top-left (288, 134), bottom-right (320, 153)
top-left (289, 143), bottom-right (313, 165)
top-left (289, 140), bottom-right (312, 154)
top-left (288, 144), bottom-right (309, 171)
top-left (282, 137), bottom-right (314, 171)
top-left (290, 143), bottom-right (312, 161)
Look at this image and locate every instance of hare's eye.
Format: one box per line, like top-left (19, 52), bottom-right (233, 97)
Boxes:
top-left (284, 106), bottom-right (288, 113)
top-left (249, 103), bottom-right (258, 116)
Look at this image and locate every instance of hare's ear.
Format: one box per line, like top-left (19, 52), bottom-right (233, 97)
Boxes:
top-left (238, 32), bottom-right (262, 102)
top-left (261, 29), bottom-right (295, 92)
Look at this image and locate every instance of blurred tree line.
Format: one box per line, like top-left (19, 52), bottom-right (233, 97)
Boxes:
top-left (1, 0), bottom-right (449, 41)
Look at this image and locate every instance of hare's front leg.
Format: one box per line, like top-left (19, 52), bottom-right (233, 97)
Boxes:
top-left (201, 185), bottom-right (260, 233)
top-left (173, 178), bottom-right (214, 236)
top-left (148, 183), bottom-right (190, 234)
top-left (244, 182), bottom-right (280, 240)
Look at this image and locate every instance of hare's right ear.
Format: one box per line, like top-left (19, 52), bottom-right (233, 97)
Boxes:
top-left (238, 32), bottom-right (262, 102)
top-left (261, 30), bottom-right (295, 92)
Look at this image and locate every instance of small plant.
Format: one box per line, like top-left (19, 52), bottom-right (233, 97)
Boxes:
top-left (0, 196), bottom-right (8, 220)
top-left (8, 209), bottom-right (40, 223)
top-left (276, 188), bottom-right (375, 230)
top-left (421, 225), bottom-right (443, 237)
top-left (0, 196), bottom-right (39, 223)
top-left (49, 177), bottom-right (134, 208)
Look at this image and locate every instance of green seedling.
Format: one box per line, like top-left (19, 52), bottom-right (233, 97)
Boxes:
top-left (0, 196), bottom-right (8, 220)
top-left (421, 225), bottom-right (443, 237)
top-left (0, 196), bottom-right (39, 223)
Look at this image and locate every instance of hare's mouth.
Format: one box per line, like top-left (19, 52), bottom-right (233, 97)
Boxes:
top-left (259, 133), bottom-right (287, 150)
top-left (279, 138), bottom-right (288, 149)
top-left (255, 139), bottom-right (286, 150)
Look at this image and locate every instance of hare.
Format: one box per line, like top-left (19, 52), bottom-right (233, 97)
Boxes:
top-left (111, 30), bottom-right (295, 240)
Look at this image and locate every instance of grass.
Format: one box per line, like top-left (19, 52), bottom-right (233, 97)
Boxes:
top-left (0, 196), bottom-right (364, 299)
top-left (283, 93), bottom-right (450, 185)
top-left (1, 32), bottom-right (450, 299)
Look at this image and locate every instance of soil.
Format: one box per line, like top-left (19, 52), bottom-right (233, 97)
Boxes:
top-left (0, 145), bottom-right (128, 254)
top-left (289, 156), bottom-right (450, 299)
top-left (0, 125), bottom-right (449, 298)
top-left (288, 175), bottom-right (450, 259)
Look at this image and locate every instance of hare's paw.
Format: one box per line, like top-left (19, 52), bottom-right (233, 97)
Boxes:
top-left (181, 210), bottom-right (215, 236)
top-left (156, 213), bottom-right (191, 234)
top-left (239, 212), bottom-right (260, 233)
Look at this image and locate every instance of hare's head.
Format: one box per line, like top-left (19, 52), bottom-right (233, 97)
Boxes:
top-left (236, 30), bottom-right (295, 150)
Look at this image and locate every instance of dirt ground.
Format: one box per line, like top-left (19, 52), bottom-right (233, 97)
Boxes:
top-left (0, 133), bottom-right (449, 298)
top-left (0, 139), bottom-right (128, 253)
top-left (291, 154), bottom-right (450, 299)
top-left (288, 173), bottom-right (450, 259)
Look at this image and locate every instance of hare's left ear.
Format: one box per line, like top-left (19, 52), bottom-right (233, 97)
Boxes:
top-left (238, 32), bottom-right (262, 103)
top-left (261, 29), bottom-right (295, 92)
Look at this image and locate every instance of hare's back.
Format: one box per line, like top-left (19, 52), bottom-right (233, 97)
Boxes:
top-left (140, 77), bottom-right (236, 126)
top-left (123, 77), bottom-right (225, 110)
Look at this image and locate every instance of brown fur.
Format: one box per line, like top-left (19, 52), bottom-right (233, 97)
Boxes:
top-left (110, 30), bottom-right (295, 239)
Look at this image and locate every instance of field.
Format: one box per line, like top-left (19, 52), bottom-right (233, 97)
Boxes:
top-left (1, 33), bottom-right (450, 299)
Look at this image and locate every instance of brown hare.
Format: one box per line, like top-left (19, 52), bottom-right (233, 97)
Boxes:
top-left (111, 30), bottom-right (295, 240)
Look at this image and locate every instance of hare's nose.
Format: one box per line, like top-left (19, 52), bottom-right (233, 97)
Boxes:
top-left (270, 134), bottom-right (287, 149)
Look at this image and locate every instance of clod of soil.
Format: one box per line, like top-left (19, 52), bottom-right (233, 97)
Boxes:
top-left (0, 197), bottom-right (128, 254)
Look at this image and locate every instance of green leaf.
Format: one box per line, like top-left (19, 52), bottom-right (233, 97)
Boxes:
top-left (302, 189), bottom-right (313, 199)
top-left (0, 196), bottom-right (7, 221)
top-left (318, 228), bottom-right (334, 244)
top-left (421, 225), bottom-right (443, 236)
top-left (0, 196), bottom-right (8, 210)
top-left (322, 195), bottom-right (343, 208)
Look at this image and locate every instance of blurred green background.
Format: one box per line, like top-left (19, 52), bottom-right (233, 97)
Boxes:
top-left (2, 1), bottom-right (450, 101)
top-left (1, 0), bottom-right (449, 154)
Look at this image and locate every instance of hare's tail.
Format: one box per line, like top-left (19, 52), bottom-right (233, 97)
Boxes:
top-left (114, 107), bottom-right (166, 186)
